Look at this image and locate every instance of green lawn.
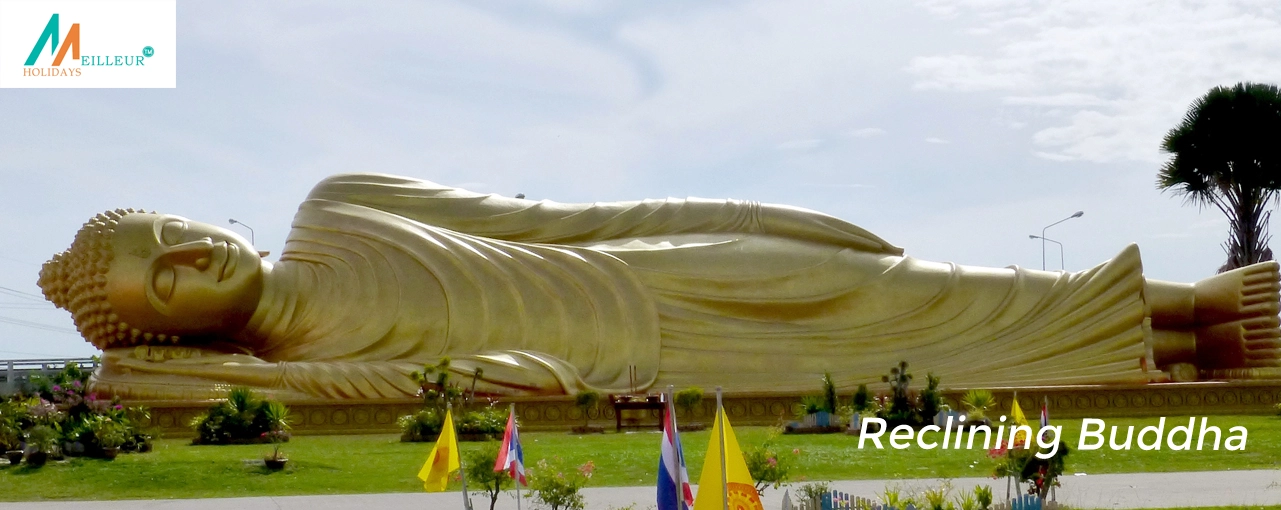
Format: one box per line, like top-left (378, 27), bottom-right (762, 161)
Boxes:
top-left (2, 415), bottom-right (1279, 501)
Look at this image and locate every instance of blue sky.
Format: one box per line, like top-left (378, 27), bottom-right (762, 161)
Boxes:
top-left (3, 0), bottom-right (1281, 358)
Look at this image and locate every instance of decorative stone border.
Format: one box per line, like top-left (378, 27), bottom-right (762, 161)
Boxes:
top-left (133, 380), bottom-right (1281, 438)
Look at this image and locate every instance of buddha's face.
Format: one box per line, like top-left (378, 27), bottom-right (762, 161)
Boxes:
top-left (106, 213), bottom-right (264, 335)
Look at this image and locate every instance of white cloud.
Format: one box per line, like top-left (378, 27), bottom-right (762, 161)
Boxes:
top-left (909, 0), bottom-right (1281, 162)
top-left (925, 137), bottom-right (951, 144)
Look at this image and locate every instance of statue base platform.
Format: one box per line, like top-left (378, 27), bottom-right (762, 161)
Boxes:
top-left (131, 380), bottom-right (1281, 438)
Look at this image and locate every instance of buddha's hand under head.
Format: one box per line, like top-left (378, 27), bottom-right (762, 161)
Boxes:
top-left (39, 209), bottom-right (266, 351)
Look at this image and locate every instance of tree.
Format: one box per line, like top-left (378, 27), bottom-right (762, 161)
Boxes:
top-left (1159, 82), bottom-right (1281, 272)
top-left (573, 390), bottom-right (600, 429)
top-left (466, 442), bottom-right (512, 510)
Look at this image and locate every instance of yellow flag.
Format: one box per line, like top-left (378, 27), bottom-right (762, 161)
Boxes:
top-left (417, 409), bottom-right (461, 492)
top-left (694, 408), bottom-right (764, 510)
top-left (1009, 398), bottom-right (1030, 446)
top-left (1010, 398), bottom-right (1028, 427)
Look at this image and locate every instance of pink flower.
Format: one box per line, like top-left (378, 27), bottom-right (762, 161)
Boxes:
top-left (52, 385), bottom-right (62, 392)
top-left (767, 457), bottom-right (777, 467)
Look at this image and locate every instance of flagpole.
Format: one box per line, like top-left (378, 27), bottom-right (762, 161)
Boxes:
top-left (1010, 391), bottom-right (1017, 502)
top-left (667, 385), bottom-right (681, 510)
top-left (508, 403), bottom-right (521, 510)
top-left (450, 402), bottom-right (473, 510)
top-left (716, 386), bottom-right (728, 510)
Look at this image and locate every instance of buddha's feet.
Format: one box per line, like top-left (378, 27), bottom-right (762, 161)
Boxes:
top-left (1193, 261), bottom-right (1281, 369)
top-left (1194, 261), bottom-right (1281, 324)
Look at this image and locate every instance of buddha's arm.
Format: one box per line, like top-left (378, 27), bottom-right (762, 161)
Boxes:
top-left (306, 173), bottom-right (903, 254)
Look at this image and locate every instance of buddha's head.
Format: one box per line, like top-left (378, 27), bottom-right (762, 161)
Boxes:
top-left (38, 209), bottom-right (265, 350)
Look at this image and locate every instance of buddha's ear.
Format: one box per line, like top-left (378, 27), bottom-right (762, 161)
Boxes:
top-left (257, 251), bottom-right (270, 257)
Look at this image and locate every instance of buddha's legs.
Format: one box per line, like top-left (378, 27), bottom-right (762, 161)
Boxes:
top-left (1148, 261), bottom-right (1281, 380)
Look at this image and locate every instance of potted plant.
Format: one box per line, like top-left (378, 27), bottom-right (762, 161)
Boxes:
top-left (0, 410), bottom-right (24, 466)
top-left (89, 417), bottom-right (128, 460)
top-left (24, 425), bottom-right (59, 467)
top-left (571, 390), bottom-right (603, 434)
top-left (261, 401), bottom-right (291, 470)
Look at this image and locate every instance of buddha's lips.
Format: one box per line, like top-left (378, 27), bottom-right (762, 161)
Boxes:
top-left (218, 241), bottom-right (238, 282)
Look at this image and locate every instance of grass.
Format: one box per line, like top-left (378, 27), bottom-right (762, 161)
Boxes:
top-left (1, 415), bottom-right (1278, 501)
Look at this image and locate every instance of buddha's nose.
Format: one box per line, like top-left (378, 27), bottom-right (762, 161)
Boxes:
top-left (164, 238), bottom-right (215, 270)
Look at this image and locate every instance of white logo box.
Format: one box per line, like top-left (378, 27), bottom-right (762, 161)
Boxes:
top-left (0, 0), bottom-right (176, 88)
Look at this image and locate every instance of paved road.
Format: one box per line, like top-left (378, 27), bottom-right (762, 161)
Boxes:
top-left (4, 470), bottom-right (1280, 509)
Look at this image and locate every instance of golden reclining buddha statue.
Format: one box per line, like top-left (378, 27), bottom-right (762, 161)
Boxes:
top-left (36, 173), bottom-right (1281, 400)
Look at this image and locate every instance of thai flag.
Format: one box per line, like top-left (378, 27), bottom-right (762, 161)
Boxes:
top-left (1039, 401), bottom-right (1051, 442)
top-left (494, 408), bottom-right (526, 486)
top-left (657, 401), bottom-right (694, 510)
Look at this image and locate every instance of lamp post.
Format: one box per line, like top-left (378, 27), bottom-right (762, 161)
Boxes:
top-left (1029, 235), bottom-right (1064, 270)
top-left (1040, 211), bottom-right (1083, 271)
top-left (228, 218), bottom-right (255, 246)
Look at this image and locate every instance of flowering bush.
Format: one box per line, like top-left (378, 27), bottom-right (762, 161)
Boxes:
top-left (744, 429), bottom-right (799, 495)
top-left (6, 360), bottom-right (153, 458)
top-left (528, 457), bottom-right (593, 510)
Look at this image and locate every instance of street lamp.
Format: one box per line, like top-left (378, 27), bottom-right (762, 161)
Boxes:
top-left (1040, 211), bottom-right (1083, 271)
top-left (228, 218), bottom-right (255, 245)
top-left (1029, 235), bottom-right (1064, 270)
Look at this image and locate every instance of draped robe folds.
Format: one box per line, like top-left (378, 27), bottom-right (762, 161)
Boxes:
top-left (93, 173), bottom-right (1152, 400)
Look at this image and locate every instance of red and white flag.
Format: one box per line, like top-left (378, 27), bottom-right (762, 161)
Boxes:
top-left (494, 408), bottom-right (526, 486)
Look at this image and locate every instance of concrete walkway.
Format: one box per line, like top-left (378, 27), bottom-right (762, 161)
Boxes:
top-left (4, 470), bottom-right (1281, 509)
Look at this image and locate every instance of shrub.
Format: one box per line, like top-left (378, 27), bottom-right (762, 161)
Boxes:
top-left (529, 457), bottom-right (593, 510)
top-left (920, 373), bottom-right (943, 423)
top-left (798, 395), bottom-right (826, 416)
top-left (973, 485), bottom-right (993, 510)
top-left (466, 442), bottom-right (512, 510)
top-left (574, 390), bottom-right (600, 428)
top-left (799, 481), bottom-right (830, 508)
top-left (191, 387), bottom-right (289, 445)
top-left (879, 484), bottom-right (917, 510)
top-left (852, 383), bottom-right (872, 413)
top-left (674, 387), bottom-right (703, 417)
top-left (457, 406), bottom-right (507, 437)
top-left (744, 428), bottom-right (798, 495)
top-left (398, 409), bottom-right (443, 442)
top-left (961, 389), bottom-right (995, 421)
top-left (821, 372), bottom-right (838, 414)
top-left (922, 480), bottom-right (954, 510)
top-left (879, 361), bottom-right (917, 425)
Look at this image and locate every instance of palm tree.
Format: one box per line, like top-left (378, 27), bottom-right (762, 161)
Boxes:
top-left (1158, 82), bottom-right (1281, 272)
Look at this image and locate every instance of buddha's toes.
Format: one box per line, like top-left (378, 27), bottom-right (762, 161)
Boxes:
top-left (1243, 315), bottom-right (1281, 367)
top-left (1197, 315), bottom-right (1281, 368)
top-left (1194, 261), bottom-right (1281, 325)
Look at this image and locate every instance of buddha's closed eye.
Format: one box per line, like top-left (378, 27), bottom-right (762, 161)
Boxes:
top-left (152, 265), bottom-right (175, 302)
